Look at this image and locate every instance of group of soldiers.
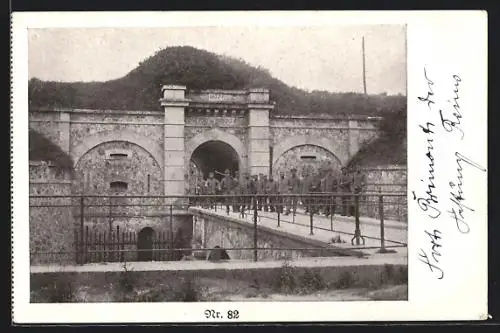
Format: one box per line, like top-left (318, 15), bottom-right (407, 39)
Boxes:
top-left (188, 165), bottom-right (366, 217)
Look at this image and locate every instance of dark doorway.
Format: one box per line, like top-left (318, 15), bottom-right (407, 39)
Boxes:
top-left (137, 227), bottom-right (154, 261)
top-left (190, 140), bottom-right (240, 181)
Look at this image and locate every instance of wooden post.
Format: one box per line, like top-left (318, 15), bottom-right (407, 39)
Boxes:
top-left (79, 196), bottom-right (84, 265)
top-left (85, 225), bottom-right (89, 264)
top-left (169, 205), bottom-right (174, 261)
top-left (309, 200), bottom-right (314, 236)
top-left (103, 232), bottom-right (107, 263)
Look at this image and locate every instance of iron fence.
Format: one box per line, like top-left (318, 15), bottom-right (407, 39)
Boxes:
top-left (29, 192), bottom-right (407, 265)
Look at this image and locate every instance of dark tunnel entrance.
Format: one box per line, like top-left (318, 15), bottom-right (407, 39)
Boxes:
top-left (190, 140), bottom-right (240, 181)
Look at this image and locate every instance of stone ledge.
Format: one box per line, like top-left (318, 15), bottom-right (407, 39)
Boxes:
top-left (189, 207), bottom-right (364, 257)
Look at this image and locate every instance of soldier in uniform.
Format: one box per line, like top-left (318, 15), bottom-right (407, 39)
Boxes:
top-left (302, 168), bottom-right (315, 214)
top-left (277, 171), bottom-right (288, 214)
top-left (255, 173), bottom-right (265, 211)
top-left (286, 168), bottom-right (301, 216)
top-left (205, 171), bottom-right (220, 209)
top-left (249, 174), bottom-right (259, 210)
top-left (239, 172), bottom-right (252, 214)
top-left (300, 169), bottom-right (308, 212)
top-left (266, 174), bottom-right (278, 212)
top-left (220, 169), bottom-right (234, 212)
top-left (307, 171), bottom-right (322, 215)
top-left (322, 167), bottom-right (338, 216)
top-left (339, 167), bottom-right (352, 216)
top-left (231, 170), bottom-right (240, 213)
top-left (187, 171), bottom-right (197, 205)
top-left (197, 174), bottom-right (206, 207)
top-left (261, 174), bottom-right (269, 212)
top-left (350, 167), bottom-right (366, 217)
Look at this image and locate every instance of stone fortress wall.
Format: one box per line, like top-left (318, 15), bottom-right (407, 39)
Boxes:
top-left (29, 86), bottom-right (406, 263)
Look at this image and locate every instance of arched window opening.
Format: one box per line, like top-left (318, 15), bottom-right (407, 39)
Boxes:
top-left (110, 181), bottom-right (128, 192)
top-left (109, 153), bottom-right (129, 159)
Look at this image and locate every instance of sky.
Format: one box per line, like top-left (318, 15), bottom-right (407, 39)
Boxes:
top-left (28, 25), bottom-right (406, 95)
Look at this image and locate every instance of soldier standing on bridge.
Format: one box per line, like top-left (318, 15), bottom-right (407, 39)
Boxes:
top-left (339, 167), bottom-right (352, 216)
top-left (249, 174), bottom-right (259, 210)
top-left (231, 170), bottom-right (240, 213)
top-left (302, 168), bottom-right (315, 214)
top-left (220, 169), bottom-right (234, 213)
top-left (265, 174), bottom-right (278, 213)
top-left (307, 171), bottom-right (322, 215)
top-left (322, 167), bottom-right (338, 217)
top-left (277, 171), bottom-right (287, 214)
top-left (261, 174), bottom-right (270, 212)
top-left (350, 167), bottom-right (366, 217)
top-left (239, 172), bottom-right (252, 214)
top-left (187, 170), bottom-right (196, 205)
top-left (205, 171), bottom-right (220, 209)
top-left (285, 168), bottom-right (301, 216)
top-left (255, 173), bottom-right (265, 211)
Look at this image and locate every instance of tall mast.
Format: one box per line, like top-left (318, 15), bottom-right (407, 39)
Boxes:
top-left (362, 36), bottom-right (367, 95)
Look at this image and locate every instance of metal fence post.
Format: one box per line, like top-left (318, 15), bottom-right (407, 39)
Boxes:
top-left (377, 192), bottom-right (396, 254)
top-left (253, 195), bottom-right (258, 262)
top-left (351, 193), bottom-right (365, 246)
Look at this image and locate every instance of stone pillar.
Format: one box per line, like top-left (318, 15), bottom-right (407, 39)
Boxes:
top-left (59, 111), bottom-right (71, 154)
top-left (347, 119), bottom-right (361, 162)
top-left (160, 85), bottom-right (189, 201)
top-left (247, 89), bottom-right (274, 176)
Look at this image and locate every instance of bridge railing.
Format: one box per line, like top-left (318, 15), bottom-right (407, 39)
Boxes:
top-left (29, 192), bottom-right (407, 265)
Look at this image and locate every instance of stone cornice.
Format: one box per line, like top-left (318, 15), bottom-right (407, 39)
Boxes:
top-left (247, 103), bottom-right (275, 110)
top-left (159, 100), bottom-right (190, 107)
top-left (29, 108), bottom-right (163, 116)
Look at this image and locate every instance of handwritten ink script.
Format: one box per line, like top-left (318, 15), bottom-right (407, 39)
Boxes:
top-left (413, 67), bottom-right (486, 280)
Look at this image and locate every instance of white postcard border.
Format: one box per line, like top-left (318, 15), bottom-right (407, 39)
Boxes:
top-left (11, 10), bottom-right (488, 323)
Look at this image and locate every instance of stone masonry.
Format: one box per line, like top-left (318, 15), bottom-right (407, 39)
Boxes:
top-left (29, 86), bottom-right (404, 263)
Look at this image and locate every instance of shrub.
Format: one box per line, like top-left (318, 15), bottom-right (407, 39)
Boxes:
top-left (174, 277), bottom-right (201, 302)
top-left (275, 259), bottom-right (297, 294)
top-left (334, 271), bottom-right (357, 289)
top-left (297, 269), bottom-right (326, 294)
top-left (118, 262), bottom-right (135, 293)
top-left (42, 276), bottom-right (75, 303)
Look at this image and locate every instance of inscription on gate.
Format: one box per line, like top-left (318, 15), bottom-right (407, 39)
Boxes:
top-left (208, 93), bottom-right (229, 103)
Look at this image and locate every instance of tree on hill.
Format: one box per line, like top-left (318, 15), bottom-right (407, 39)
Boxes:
top-left (348, 107), bottom-right (407, 167)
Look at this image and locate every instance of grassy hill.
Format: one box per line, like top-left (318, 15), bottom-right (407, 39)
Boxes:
top-left (28, 46), bottom-right (405, 116)
top-left (29, 46), bottom-right (407, 166)
top-left (348, 107), bottom-right (407, 167)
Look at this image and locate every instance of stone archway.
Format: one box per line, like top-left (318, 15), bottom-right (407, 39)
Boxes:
top-left (272, 135), bottom-right (348, 167)
top-left (273, 143), bottom-right (343, 179)
top-left (186, 129), bottom-right (246, 180)
top-left (71, 130), bottom-right (164, 168)
top-left (191, 140), bottom-right (240, 180)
